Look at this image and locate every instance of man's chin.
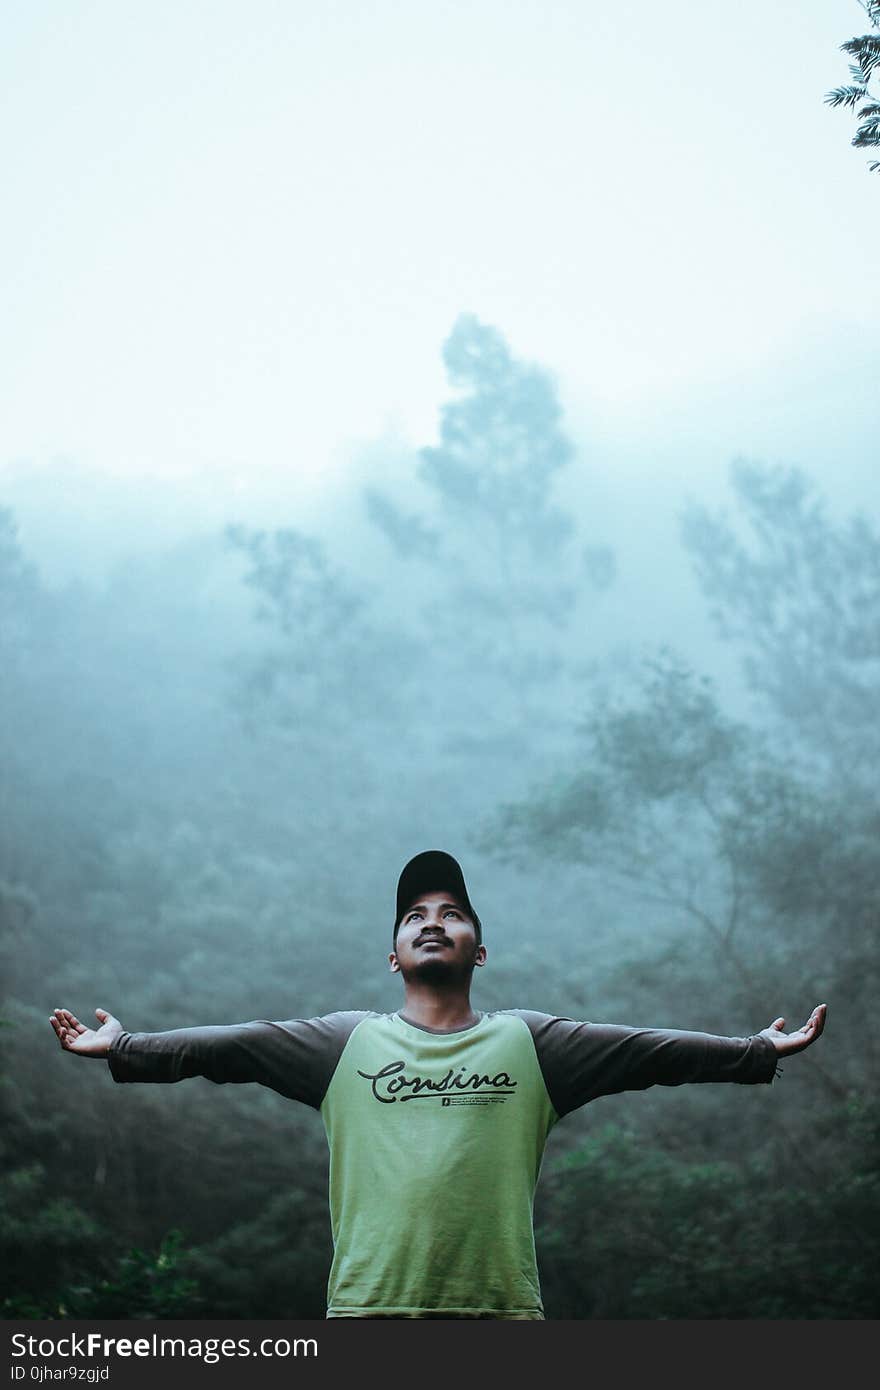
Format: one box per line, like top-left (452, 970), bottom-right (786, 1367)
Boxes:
top-left (402, 958), bottom-right (470, 987)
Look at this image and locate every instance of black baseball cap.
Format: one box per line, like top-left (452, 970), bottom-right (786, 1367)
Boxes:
top-left (394, 850), bottom-right (482, 940)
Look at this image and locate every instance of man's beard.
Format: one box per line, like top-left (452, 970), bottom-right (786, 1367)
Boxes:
top-left (398, 955), bottom-right (475, 988)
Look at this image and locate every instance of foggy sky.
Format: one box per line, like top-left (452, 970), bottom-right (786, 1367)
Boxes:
top-left (1, 0), bottom-right (877, 563)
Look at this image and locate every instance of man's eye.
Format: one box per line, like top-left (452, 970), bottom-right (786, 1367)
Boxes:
top-left (444, 910), bottom-right (460, 918)
top-left (407, 912), bottom-right (423, 922)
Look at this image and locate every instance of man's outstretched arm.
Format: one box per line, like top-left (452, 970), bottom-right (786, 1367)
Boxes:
top-left (50, 1005), bottom-right (371, 1108)
top-left (508, 1002), bottom-right (828, 1117)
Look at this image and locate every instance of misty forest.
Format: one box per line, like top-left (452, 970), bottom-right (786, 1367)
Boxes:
top-left (1, 317), bottom-right (877, 1318)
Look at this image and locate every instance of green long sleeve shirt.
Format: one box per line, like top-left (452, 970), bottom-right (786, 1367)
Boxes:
top-left (109, 1008), bottom-right (777, 1318)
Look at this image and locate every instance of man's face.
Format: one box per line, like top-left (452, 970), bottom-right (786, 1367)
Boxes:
top-left (389, 890), bottom-right (486, 982)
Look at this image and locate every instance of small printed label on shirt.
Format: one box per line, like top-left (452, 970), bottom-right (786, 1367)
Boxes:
top-left (441, 1095), bottom-right (508, 1106)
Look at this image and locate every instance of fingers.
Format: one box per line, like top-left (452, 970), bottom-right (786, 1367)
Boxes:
top-left (50, 1007), bottom-right (89, 1048)
top-left (804, 1003), bottom-right (827, 1038)
top-left (50, 1009), bottom-right (77, 1048)
top-left (800, 1006), bottom-right (828, 1039)
top-left (759, 1005), bottom-right (827, 1056)
top-left (782, 1003), bottom-right (828, 1053)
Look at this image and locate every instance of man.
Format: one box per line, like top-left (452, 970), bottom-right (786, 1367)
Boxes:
top-left (50, 849), bottom-right (827, 1320)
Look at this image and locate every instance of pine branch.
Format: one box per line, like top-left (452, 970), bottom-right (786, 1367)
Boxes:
top-left (825, 83), bottom-right (869, 108)
top-left (827, 4), bottom-right (880, 169)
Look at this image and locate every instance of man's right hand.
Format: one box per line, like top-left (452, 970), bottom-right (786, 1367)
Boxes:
top-left (50, 1007), bottom-right (124, 1058)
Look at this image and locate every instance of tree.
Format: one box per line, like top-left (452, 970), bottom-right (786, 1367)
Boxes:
top-left (372, 315), bottom-right (614, 609)
top-left (825, 0), bottom-right (880, 171)
top-left (419, 314), bottom-right (575, 569)
top-left (484, 457), bottom-right (880, 1044)
top-left (224, 523), bottom-right (415, 743)
top-left (364, 315), bottom-right (614, 728)
top-left (481, 651), bottom-right (837, 1012)
top-left (680, 459), bottom-right (880, 782)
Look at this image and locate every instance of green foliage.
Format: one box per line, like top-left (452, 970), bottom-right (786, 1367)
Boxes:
top-left (3, 1228), bottom-right (202, 1320)
top-left (185, 1191), bottom-right (331, 1318)
top-left (0, 1163), bottom-right (101, 1299)
top-left (537, 1117), bottom-right (879, 1317)
top-left (825, 1), bottom-right (880, 170)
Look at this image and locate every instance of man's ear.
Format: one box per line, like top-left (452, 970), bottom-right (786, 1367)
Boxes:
top-left (388, 951), bottom-right (400, 974)
top-left (474, 945), bottom-right (487, 968)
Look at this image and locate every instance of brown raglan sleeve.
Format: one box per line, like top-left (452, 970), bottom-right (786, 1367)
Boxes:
top-left (506, 1011), bottom-right (778, 1118)
top-left (107, 1011), bottom-right (371, 1109)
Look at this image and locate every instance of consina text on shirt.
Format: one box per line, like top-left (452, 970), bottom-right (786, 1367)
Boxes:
top-left (9, 1333), bottom-right (318, 1366)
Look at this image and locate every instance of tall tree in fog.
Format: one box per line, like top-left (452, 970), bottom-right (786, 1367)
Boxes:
top-left (420, 313), bottom-right (575, 581)
top-left (230, 317), bottom-right (617, 809)
top-left (365, 314), bottom-right (613, 731)
top-left (825, 0), bottom-right (880, 171)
